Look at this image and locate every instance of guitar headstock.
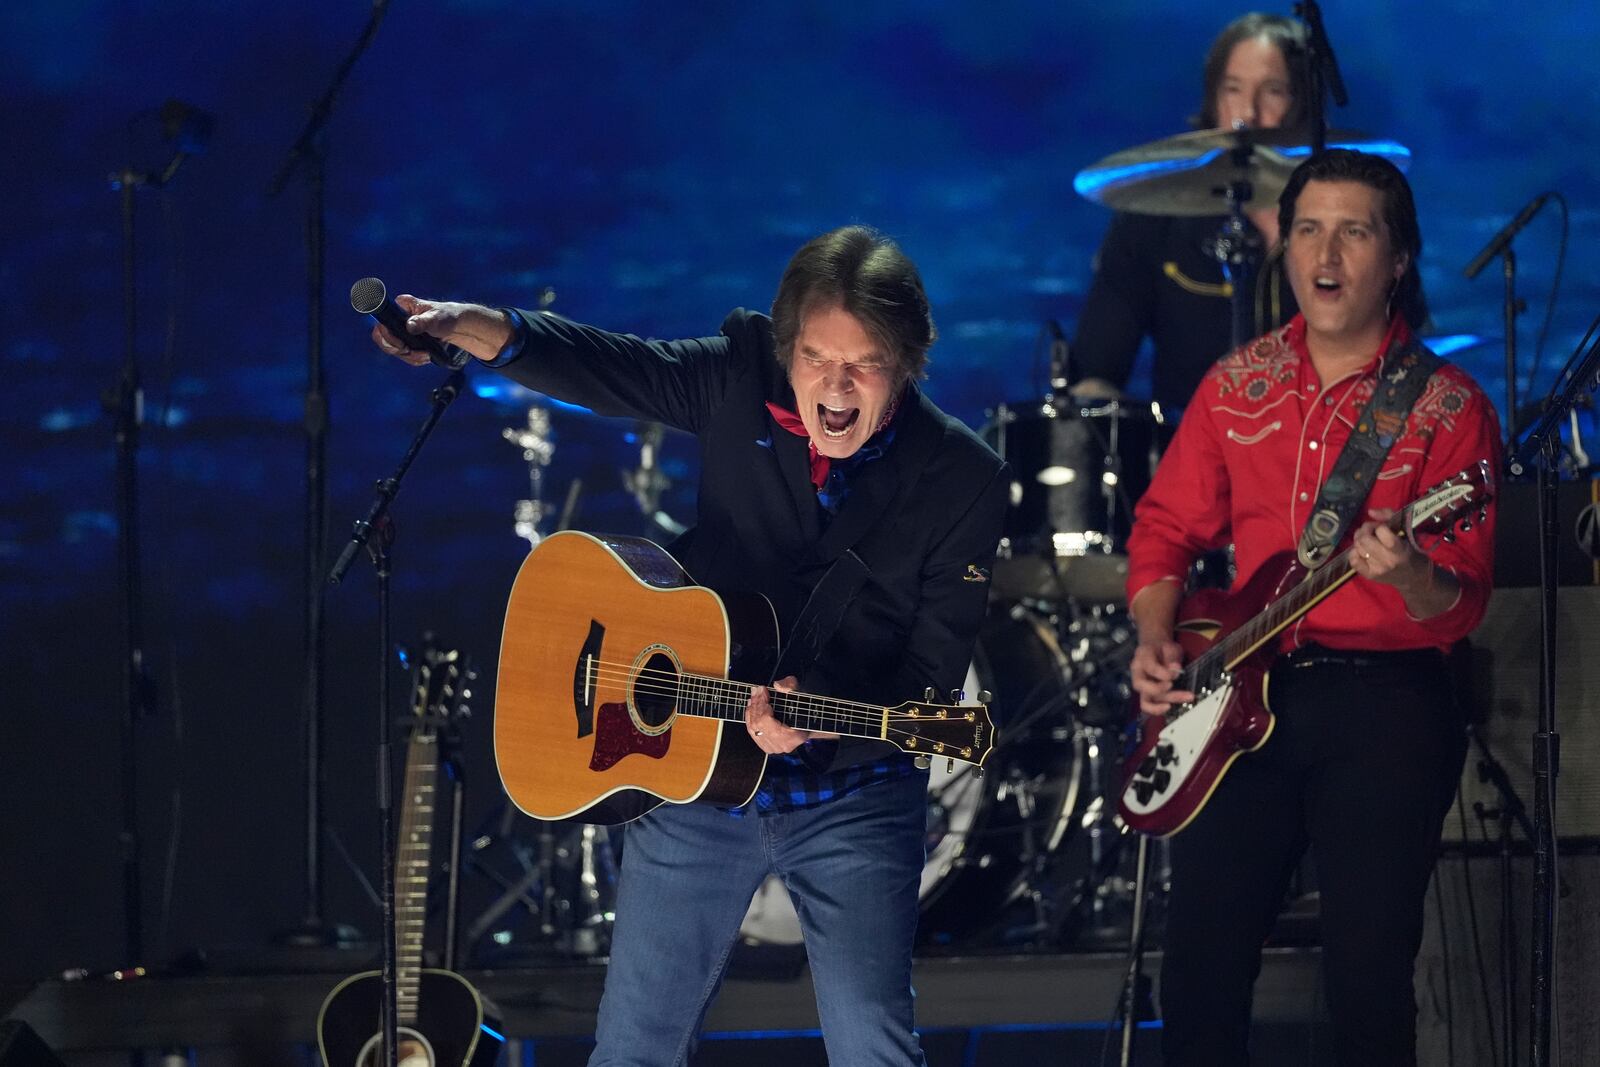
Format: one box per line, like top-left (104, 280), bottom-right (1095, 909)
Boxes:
top-left (884, 690), bottom-right (997, 770)
top-left (1401, 460), bottom-right (1495, 542)
top-left (402, 637), bottom-right (475, 731)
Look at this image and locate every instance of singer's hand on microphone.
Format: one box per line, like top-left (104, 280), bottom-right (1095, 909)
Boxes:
top-left (370, 295), bottom-right (516, 366)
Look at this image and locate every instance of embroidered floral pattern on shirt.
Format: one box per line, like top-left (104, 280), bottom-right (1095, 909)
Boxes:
top-left (1212, 324), bottom-right (1299, 402)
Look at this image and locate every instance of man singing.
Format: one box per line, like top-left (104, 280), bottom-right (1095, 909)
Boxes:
top-left (373, 225), bottom-right (1006, 1065)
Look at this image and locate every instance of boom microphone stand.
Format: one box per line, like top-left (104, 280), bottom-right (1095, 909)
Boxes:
top-left (105, 98), bottom-right (213, 981)
top-left (1295, 0), bottom-right (1348, 153)
top-left (330, 367), bottom-right (469, 1067)
top-left (265, 0), bottom-right (391, 947)
top-left (1506, 308), bottom-right (1600, 1067)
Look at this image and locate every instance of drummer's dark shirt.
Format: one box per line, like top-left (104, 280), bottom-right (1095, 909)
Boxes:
top-left (1072, 211), bottom-right (1298, 414)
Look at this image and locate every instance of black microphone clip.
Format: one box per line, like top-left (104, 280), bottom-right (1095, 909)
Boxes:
top-left (351, 277), bottom-right (471, 370)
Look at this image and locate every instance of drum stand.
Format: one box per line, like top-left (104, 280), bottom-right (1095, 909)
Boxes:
top-left (461, 803), bottom-right (620, 961)
top-left (1202, 142), bottom-right (1267, 353)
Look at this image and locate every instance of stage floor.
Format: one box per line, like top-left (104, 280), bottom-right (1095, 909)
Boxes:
top-left (5, 947), bottom-right (1325, 1057)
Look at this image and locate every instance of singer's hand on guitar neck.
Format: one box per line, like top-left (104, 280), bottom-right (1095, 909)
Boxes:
top-left (371, 294), bottom-right (516, 366)
top-left (1348, 507), bottom-right (1461, 620)
top-left (744, 676), bottom-right (840, 754)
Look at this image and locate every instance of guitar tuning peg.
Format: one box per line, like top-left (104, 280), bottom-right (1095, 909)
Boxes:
top-left (977, 690), bottom-right (993, 705)
top-left (975, 767), bottom-right (984, 779)
top-left (923, 687), bottom-right (937, 702)
top-left (945, 758), bottom-right (955, 774)
top-left (913, 755), bottom-right (931, 770)
top-left (459, 706), bottom-right (472, 718)
top-left (950, 689), bottom-right (965, 703)
top-left (1443, 530), bottom-right (1457, 543)
top-left (1459, 518), bottom-right (1472, 532)
top-left (461, 689), bottom-right (473, 701)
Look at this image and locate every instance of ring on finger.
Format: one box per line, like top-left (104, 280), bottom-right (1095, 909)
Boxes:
top-left (754, 729), bottom-right (763, 737)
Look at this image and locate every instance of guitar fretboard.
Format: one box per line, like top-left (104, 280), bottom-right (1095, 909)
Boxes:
top-left (1176, 512), bottom-right (1423, 709)
top-left (394, 732), bottom-right (437, 1027)
top-left (673, 673), bottom-right (887, 739)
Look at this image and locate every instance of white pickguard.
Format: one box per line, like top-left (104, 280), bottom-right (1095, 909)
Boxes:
top-left (1122, 681), bottom-right (1233, 816)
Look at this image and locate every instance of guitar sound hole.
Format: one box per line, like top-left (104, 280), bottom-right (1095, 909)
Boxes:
top-left (634, 651), bottom-right (678, 731)
top-left (357, 1031), bottom-right (433, 1067)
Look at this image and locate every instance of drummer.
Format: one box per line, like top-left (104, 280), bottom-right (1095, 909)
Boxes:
top-left (1070, 13), bottom-right (1311, 413)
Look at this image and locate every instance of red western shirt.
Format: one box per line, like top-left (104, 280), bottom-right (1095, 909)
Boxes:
top-left (1127, 314), bottom-right (1500, 652)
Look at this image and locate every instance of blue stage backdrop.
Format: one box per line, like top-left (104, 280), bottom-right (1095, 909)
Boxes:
top-left (2, 0), bottom-right (1597, 997)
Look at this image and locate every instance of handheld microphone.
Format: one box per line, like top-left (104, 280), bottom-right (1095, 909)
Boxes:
top-left (1462, 193), bottom-right (1552, 280)
top-left (350, 277), bottom-right (471, 370)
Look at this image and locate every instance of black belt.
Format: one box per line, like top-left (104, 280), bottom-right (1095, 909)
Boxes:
top-left (1281, 643), bottom-right (1444, 672)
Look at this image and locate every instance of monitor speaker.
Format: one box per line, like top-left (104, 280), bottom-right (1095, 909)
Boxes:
top-left (1449, 585), bottom-right (1600, 840)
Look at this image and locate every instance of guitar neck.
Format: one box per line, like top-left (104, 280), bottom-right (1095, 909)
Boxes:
top-left (1192, 511), bottom-right (1415, 686)
top-left (677, 673), bottom-right (885, 740)
top-left (1212, 555), bottom-right (1358, 671)
top-left (394, 730), bottom-right (438, 1027)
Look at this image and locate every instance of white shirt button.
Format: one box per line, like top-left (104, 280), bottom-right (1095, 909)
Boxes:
top-left (1299, 491), bottom-right (1310, 501)
top-left (1309, 440), bottom-right (1319, 450)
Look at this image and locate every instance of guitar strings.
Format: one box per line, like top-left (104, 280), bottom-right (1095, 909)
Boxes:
top-left (578, 659), bottom-right (981, 733)
top-left (581, 657), bottom-right (950, 718)
top-left (581, 662), bottom-right (898, 730)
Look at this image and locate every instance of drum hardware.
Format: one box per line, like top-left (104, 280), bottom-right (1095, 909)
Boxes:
top-left (1071, 126), bottom-right (1410, 219)
top-left (983, 399), bottom-right (1164, 604)
top-left (503, 405), bottom-right (556, 549)
top-left (1202, 164), bottom-right (1267, 352)
top-left (622, 420), bottom-right (688, 537)
top-left (460, 804), bottom-right (620, 962)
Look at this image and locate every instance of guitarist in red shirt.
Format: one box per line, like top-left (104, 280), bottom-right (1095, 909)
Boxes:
top-left (1126, 149), bottom-right (1499, 1065)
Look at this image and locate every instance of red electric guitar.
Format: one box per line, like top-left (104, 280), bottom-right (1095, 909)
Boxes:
top-left (1119, 461), bottom-right (1494, 837)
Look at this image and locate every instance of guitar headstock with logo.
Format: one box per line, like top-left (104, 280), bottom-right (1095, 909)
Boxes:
top-left (883, 687), bottom-right (997, 772)
top-left (1400, 460), bottom-right (1495, 543)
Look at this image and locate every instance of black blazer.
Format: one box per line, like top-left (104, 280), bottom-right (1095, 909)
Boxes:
top-left (496, 307), bottom-right (1007, 768)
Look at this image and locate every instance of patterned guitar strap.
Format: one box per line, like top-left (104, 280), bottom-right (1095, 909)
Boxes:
top-left (1296, 336), bottom-right (1445, 568)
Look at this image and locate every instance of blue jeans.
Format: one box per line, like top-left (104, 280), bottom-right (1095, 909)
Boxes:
top-left (589, 771), bottom-right (930, 1066)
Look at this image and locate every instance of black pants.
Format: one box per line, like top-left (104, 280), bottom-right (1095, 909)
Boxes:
top-left (1159, 648), bottom-right (1467, 1067)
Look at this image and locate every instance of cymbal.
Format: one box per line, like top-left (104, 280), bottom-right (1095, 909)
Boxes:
top-left (1073, 127), bottom-right (1412, 217)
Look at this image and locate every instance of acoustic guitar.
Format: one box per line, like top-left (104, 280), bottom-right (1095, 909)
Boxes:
top-left (494, 531), bottom-right (997, 825)
top-left (317, 644), bottom-right (502, 1066)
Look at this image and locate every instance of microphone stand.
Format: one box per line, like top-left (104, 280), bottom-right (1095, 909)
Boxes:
top-left (104, 113), bottom-right (208, 1009)
top-left (330, 368), bottom-right (469, 1067)
top-left (1295, 0), bottom-right (1348, 153)
top-left (1507, 310), bottom-right (1600, 1067)
top-left (1463, 193), bottom-right (1553, 443)
top-left (265, 0), bottom-right (391, 949)
top-left (1114, 833), bottom-right (1155, 1067)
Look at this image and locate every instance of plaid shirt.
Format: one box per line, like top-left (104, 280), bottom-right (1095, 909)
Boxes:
top-left (735, 415), bottom-right (920, 815)
top-left (741, 746), bottom-right (922, 814)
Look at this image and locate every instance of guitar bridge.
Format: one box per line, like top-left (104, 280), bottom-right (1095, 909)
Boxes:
top-left (572, 620), bottom-right (605, 738)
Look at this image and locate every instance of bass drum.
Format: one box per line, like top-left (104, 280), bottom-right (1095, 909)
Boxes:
top-left (736, 602), bottom-right (1085, 950)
